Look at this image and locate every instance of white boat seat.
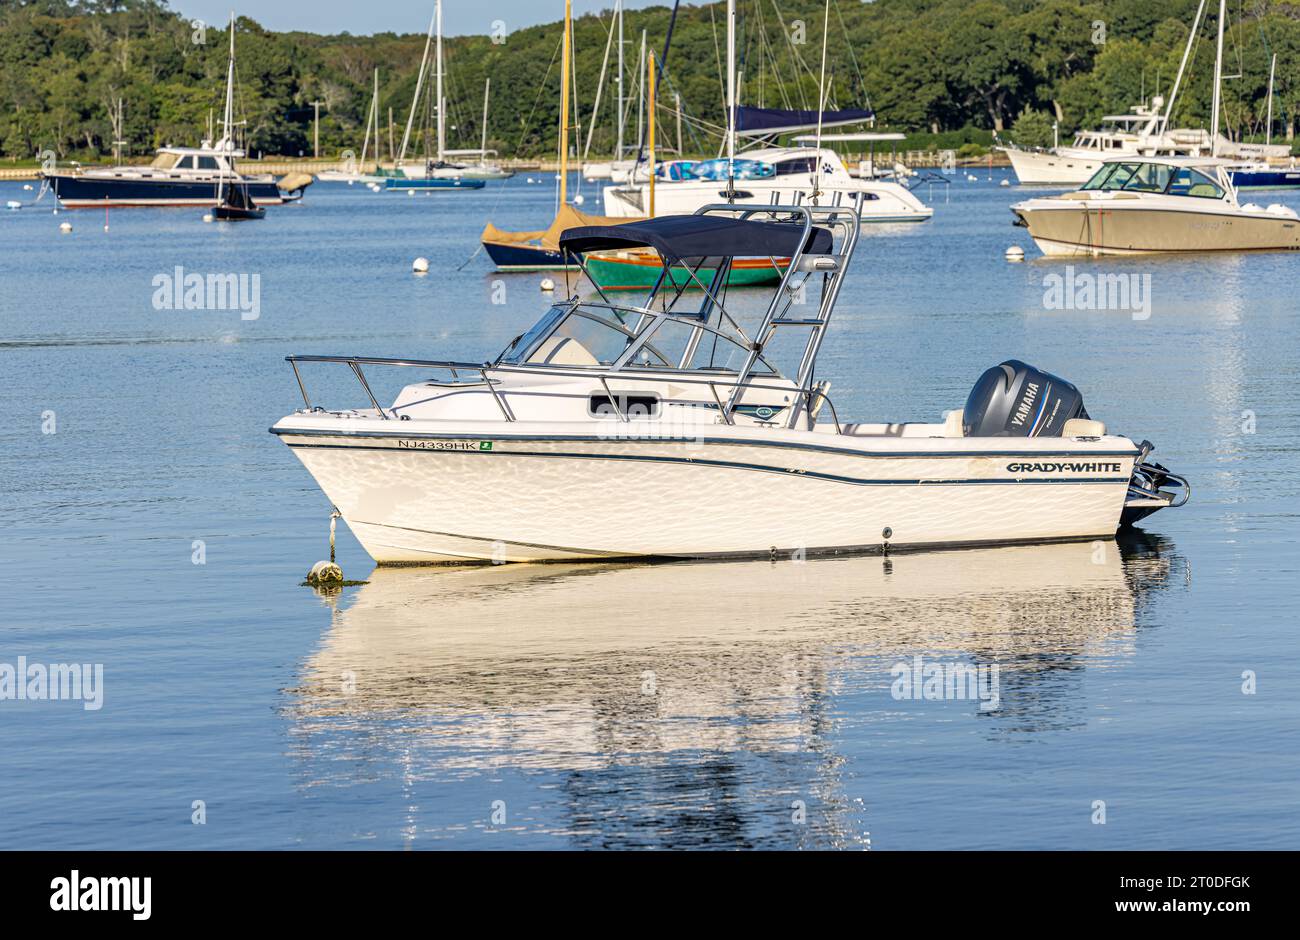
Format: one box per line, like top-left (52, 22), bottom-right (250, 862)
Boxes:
top-left (1063, 418), bottom-right (1106, 437)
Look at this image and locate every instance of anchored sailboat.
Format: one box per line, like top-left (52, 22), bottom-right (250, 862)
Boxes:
top-left (481, 0), bottom-right (630, 270)
top-left (209, 15), bottom-right (264, 220)
top-left (385, 1), bottom-right (486, 191)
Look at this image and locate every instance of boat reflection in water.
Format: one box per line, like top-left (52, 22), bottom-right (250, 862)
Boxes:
top-left (288, 533), bottom-right (1185, 848)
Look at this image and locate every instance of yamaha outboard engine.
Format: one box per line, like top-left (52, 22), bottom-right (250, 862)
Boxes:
top-left (963, 360), bottom-right (1088, 437)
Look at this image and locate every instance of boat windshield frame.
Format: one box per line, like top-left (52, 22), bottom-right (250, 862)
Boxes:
top-left (498, 201), bottom-right (864, 428)
top-left (1080, 161), bottom-right (1229, 199)
top-left (496, 299), bottom-right (778, 376)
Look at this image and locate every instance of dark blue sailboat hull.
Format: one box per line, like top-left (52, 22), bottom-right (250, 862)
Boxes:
top-left (481, 240), bottom-right (569, 271)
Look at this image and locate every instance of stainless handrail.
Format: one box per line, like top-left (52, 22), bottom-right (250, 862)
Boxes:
top-left (284, 355), bottom-right (847, 434)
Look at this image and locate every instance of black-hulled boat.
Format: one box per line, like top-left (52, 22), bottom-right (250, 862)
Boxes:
top-left (45, 13), bottom-right (310, 210)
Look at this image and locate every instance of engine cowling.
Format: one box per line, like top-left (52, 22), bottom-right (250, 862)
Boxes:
top-left (963, 360), bottom-right (1088, 437)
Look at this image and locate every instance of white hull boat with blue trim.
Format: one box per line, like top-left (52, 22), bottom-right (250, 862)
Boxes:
top-left (272, 201), bottom-right (1186, 564)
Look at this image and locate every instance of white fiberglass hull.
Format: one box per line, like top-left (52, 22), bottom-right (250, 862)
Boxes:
top-left (602, 178), bottom-right (933, 223)
top-left (1003, 148), bottom-right (1107, 186)
top-left (273, 417), bottom-right (1137, 564)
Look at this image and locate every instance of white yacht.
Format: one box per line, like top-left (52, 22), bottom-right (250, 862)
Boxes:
top-left (1012, 156), bottom-right (1300, 255)
top-left (603, 146), bottom-right (933, 222)
top-left (1002, 104), bottom-right (1288, 186)
top-left (272, 201), bottom-right (1186, 563)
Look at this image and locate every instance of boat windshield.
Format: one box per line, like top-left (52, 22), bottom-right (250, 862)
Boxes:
top-left (1080, 162), bottom-right (1225, 198)
top-left (150, 152), bottom-right (181, 170)
top-left (497, 302), bottom-right (773, 374)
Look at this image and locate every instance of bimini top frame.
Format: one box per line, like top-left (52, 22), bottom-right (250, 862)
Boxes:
top-left (285, 198), bottom-right (863, 433)
top-left (546, 198), bottom-right (863, 429)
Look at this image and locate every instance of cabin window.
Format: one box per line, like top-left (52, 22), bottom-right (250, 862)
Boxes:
top-left (773, 157), bottom-right (818, 175)
top-left (1166, 167), bottom-right (1225, 199)
top-left (589, 393), bottom-right (660, 418)
top-left (197, 156), bottom-right (221, 170)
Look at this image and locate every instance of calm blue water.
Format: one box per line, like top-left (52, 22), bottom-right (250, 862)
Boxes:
top-left (2, 170), bottom-right (1297, 849)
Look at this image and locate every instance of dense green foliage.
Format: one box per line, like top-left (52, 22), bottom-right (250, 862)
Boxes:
top-left (3, 0), bottom-right (1300, 161)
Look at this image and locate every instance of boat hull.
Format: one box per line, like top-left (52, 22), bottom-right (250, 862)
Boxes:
top-left (273, 422), bottom-right (1138, 564)
top-left (1003, 148), bottom-right (1101, 186)
top-left (584, 252), bottom-right (787, 290)
top-left (602, 179), bottom-right (933, 223)
top-left (1230, 167), bottom-right (1300, 190)
top-left (1014, 203), bottom-right (1300, 255)
top-left (384, 177), bottom-right (485, 191)
top-left (46, 172), bottom-right (290, 207)
top-left (481, 240), bottom-right (568, 270)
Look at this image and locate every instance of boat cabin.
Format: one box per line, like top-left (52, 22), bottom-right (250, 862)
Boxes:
top-left (1078, 158), bottom-right (1234, 201)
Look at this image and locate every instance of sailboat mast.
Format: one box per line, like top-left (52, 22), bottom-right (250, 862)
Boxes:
top-left (481, 78), bottom-right (490, 157)
top-left (361, 68), bottom-right (376, 167)
top-left (616, 0), bottom-right (625, 160)
top-left (648, 50), bottom-right (656, 217)
top-left (1210, 0), bottom-right (1225, 156)
top-left (436, 0), bottom-right (445, 162)
top-left (398, 13), bottom-right (436, 164)
top-left (559, 0), bottom-right (572, 207)
top-left (222, 14), bottom-right (235, 148)
top-left (635, 31), bottom-right (645, 155)
top-left (1266, 52), bottom-right (1277, 147)
top-left (218, 12), bottom-right (235, 203)
top-left (726, 0), bottom-right (736, 171)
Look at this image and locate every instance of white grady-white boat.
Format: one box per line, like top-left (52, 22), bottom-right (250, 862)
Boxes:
top-left (1011, 156), bottom-right (1300, 256)
top-left (271, 201), bottom-right (1187, 564)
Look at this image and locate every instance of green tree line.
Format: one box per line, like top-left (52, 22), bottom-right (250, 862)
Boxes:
top-left (3, 0), bottom-right (1300, 162)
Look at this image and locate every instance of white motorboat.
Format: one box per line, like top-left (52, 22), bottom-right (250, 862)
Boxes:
top-left (272, 200), bottom-right (1187, 564)
top-left (1002, 105), bottom-right (1289, 187)
top-left (602, 0), bottom-right (931, 224)
top-left (603, 146), bottom-right (934, 223)
top-left (1002, 0), bottom-right (1288, 186)
top-left (1011, 156), bottom-right (1300, 256)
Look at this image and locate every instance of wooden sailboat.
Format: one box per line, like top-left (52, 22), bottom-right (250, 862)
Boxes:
top-left (209, 15), bottom-right (265, 221)
top-left (480, 0), bottom-right (629, 270)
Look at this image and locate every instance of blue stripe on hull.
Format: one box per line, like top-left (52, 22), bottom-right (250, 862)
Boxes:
top-left (48, 173), bottom-right (286, 206)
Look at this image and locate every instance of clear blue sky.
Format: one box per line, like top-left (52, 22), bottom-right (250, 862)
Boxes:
top-left (171, 1), bottom-right (665, 37)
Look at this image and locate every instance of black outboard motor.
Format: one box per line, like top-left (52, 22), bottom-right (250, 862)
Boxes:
top-left (963, 360), bottom-right (1088, 437)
